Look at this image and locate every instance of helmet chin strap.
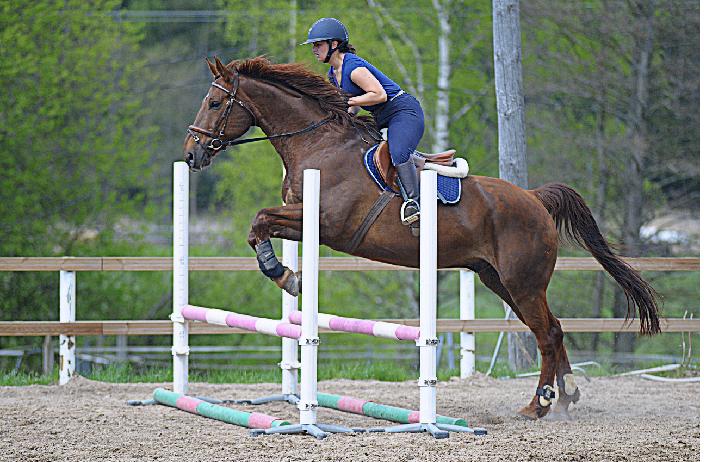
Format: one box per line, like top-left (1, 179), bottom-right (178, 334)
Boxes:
top-left (324, 39), bottom-right (341, 63)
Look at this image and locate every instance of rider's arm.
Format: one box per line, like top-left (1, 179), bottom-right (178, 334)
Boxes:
top-left (347, 67), bottom-right (387, 107)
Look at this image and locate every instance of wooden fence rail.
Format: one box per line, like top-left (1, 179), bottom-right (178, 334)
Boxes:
top-left (0, 256), bottom-right (698, 337)
top-left (0, 256), bottom-right (699, 272)
top-left (0, 318), bottom-right (698, 337)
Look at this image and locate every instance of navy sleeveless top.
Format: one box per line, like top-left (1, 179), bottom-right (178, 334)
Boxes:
top-left (328, 54), bottom-right (402, 112)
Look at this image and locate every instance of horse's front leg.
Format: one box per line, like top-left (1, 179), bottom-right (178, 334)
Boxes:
top-left (247, 203), bottom-right (303, 297)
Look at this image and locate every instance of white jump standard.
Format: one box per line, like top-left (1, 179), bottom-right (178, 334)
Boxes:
top-left (248, 169), bottom-right (359, 438)
top-left (172, 163), bottom-right (485, 438)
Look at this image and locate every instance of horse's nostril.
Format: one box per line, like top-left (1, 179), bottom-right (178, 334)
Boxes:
top-left (186, 152), bottom-right (195, 167)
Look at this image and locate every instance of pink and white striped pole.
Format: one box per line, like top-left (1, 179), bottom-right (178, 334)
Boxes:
top-left (181, 305), bottom-right (302, 340)
top-left (288, 311), bottom-right (420, 342)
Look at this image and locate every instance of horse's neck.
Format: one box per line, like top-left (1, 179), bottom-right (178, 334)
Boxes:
top-left (242, 77), bottom-right (362, 171)
top-left (244, 77), bottom-right (328, 145)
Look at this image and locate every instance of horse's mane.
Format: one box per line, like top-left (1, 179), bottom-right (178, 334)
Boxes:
top-left (229, 56), bottom-right (376, 130)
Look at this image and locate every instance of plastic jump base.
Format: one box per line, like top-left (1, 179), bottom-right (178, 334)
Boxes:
top-left (369, 422), bottom-right (487, 439)
top-left (250, 423), bottom-right (365, 440)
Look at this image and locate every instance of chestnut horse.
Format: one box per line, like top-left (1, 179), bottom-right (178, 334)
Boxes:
top-left (183, 56), bottom-right (660, 420)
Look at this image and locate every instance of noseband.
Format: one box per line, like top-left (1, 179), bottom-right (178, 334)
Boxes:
top-left (188, 77), bottom-right (332, 154)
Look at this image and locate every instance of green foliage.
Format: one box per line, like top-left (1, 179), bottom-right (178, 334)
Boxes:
top-left (0, 0), bottom-right (159, 257)
top-left (0, 1), bottom-right (697, 375)
top-left (0, 0), bottom-right (161, 357)
top-left (1, 369), bottom-right (60, 386)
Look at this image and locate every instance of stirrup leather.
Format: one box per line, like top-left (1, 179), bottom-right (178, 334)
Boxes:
top-left (401, 199), bottom-right (420, 225)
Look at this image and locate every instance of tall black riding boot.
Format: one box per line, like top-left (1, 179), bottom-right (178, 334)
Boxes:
top-left (395, 159), bottom-right (421, 232)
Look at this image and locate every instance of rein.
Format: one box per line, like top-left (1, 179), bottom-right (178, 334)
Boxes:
top-left (188, 80), bottom-right (332, 153)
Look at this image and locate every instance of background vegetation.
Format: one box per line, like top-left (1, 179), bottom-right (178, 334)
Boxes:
top-left (0, 0), bottom-right (698, 377)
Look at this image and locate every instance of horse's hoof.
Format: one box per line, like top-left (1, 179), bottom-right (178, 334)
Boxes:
top-left (518, 399), bottom-right (551, 420)
top-left (295, 271), bottom-right (302, 295)
top-left (517, 406), bottom-right (539, 420)
top-left (274, 268), bottom-right (299, 297)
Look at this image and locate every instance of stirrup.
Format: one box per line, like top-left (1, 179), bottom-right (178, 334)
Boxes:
top-left (401, 199), bottom-right (420, 225)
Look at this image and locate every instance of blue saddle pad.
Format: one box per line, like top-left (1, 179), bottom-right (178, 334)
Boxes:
top-left (363, 144), bottom-right (461, 205)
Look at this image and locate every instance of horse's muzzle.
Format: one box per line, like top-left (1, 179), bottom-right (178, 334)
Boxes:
top-left (185, 148), bottom-right (211, 172)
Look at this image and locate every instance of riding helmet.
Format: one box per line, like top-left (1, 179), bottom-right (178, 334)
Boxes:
top-left (300, 18), bottom-right (349, 45)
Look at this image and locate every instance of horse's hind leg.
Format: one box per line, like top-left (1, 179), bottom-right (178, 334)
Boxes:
top-left (476, 266), bottom-right (560, 418)
top-left (550, 345), bottom-right (581, 420)
top-left (248, 203), bottom-right (303, 297)
top-left (511, 294), bottom-right (565, 420)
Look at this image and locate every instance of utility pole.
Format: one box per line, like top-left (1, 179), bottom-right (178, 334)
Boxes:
top-left (492, 0), bottom-right (538, 371)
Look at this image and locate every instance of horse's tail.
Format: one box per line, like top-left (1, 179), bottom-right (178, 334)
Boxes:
top-left (532, 182), bottom-right (661, 335)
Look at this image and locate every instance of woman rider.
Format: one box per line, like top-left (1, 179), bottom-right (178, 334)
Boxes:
top-left (301, 18), bottom-right (425, 232)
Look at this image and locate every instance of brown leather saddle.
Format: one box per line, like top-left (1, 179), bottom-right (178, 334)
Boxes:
top-left (373, 140), bottom-right (456, 191)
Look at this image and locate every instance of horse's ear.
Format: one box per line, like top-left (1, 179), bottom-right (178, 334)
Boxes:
top-left (206, 58), bottom-right (218, 78)
top-left (214, 56), bottom-right (234, 84)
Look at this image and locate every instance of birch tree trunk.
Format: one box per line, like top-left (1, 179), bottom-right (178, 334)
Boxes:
top-left (432, 0), bottom-right (451, 152)
top-left (492, 0), bottom-right (538, 371)
top-left (288, 0), bottom-right (297, 62)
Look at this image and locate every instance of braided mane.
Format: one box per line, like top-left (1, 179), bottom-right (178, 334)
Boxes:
top-left (229, 56), bottom-right (375, 129)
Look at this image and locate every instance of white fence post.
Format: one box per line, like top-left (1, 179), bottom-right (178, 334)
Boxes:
top-left (460, 270), bottom-right (476, 378)
top-left (59, 269), bottom-right (76, 385)
top-left (172, 162), bottom-right (189, 395)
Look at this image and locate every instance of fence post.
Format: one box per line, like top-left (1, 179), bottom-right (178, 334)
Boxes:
top-left (172, 162), bottom-right (190, 395)
top-left (460, 270), bottom-right (476, 378)
top-left (59, 270), bottom-right (76, 385)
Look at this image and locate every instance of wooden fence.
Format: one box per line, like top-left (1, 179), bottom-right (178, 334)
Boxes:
top-left (0, 256), bottom-right (699, 337)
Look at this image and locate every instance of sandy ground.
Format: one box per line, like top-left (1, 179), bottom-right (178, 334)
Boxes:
top-left (0, 373), bottom-right (699, 461)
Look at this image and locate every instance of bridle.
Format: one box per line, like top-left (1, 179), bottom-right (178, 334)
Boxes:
top-left (187, 75), bottom-right (332, 154)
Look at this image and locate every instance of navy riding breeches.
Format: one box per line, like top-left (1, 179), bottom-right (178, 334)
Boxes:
top-left (372, 93), bottom-right (425, 166)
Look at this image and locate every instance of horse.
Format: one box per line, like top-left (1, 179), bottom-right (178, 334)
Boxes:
top-left (183, 56), bottom-right (661, 421)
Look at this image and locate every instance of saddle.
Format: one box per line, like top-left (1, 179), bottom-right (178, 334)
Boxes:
top-left (372, 141), bottom-right (467, 189)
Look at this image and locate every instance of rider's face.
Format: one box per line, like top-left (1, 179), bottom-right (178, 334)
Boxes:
top-left (312, 41), bottom-right (328, 62)
top-left (312, 40), bottom-right (339, 62)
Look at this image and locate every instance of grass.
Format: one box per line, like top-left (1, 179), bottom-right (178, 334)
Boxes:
top-left (1, 360), bottom-right (697, 387)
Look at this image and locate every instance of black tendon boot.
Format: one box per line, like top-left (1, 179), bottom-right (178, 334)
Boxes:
top-left (395, 159), bottom-right (421, 235)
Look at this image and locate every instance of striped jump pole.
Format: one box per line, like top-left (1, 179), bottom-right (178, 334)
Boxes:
top-left (181, 305), bottom-right (303, 340)
top-left (288, 311), bottom-right (420, 341)
top-left (317, 392), bottom-right (467, 427)
top-left (153, 388), bottom-right (290, 429)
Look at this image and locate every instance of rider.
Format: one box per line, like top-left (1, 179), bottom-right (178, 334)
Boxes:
top-left (301, 18), bottom-right (425, 232)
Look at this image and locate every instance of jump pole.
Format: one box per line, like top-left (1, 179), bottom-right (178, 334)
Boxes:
top-left (460, 269), bottom-right (476, 377)
top-left (153, 388), bottom-right (291, 429)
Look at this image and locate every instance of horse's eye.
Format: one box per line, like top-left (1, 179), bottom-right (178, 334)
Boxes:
top-left (209, 100), bottom-right (221, 109)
